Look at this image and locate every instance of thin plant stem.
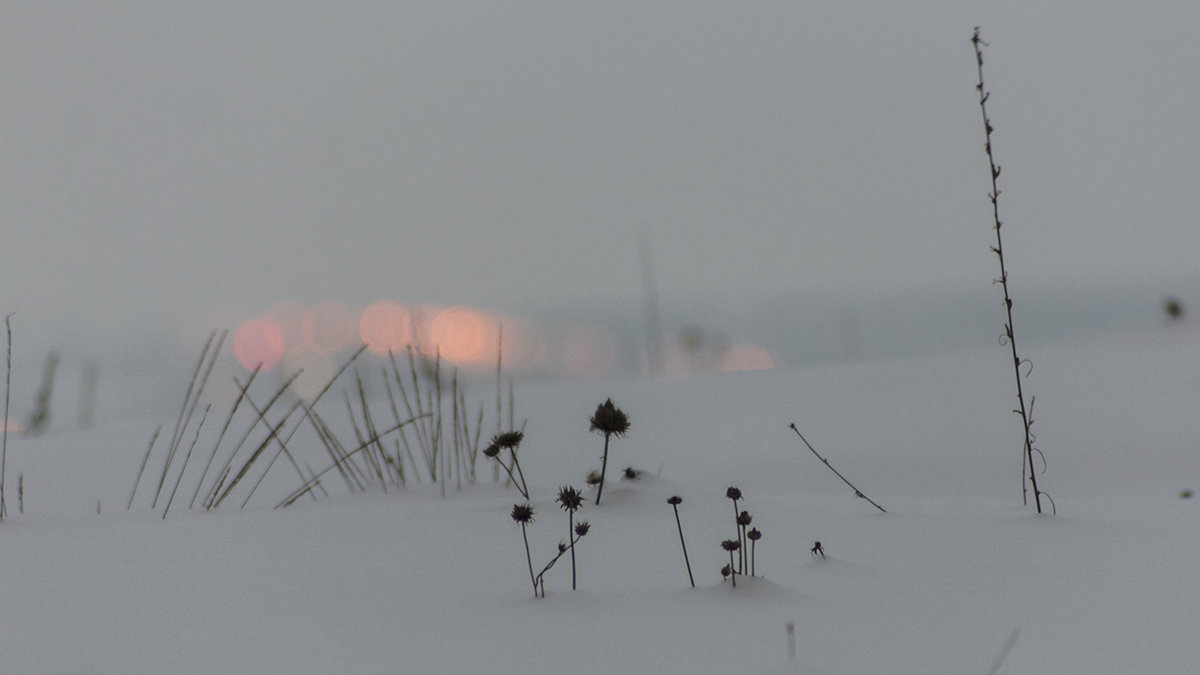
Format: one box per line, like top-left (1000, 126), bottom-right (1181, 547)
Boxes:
top-left (670, 502), bottom-right (695, 587)
top-left (971, 27), bottom-right (1046, 514)
top-left (595, 433), bottom-right (611, 505)
top-left (788, 424), bottom-right (886, 513)
top-left (128, 426), bottom-right (161, 510)
top-left (568, 511), bottom-right (577, 590)
top-left (521, 523), bottom-right (536, 596)
top-left (162, 405), bottom-right (210, 519)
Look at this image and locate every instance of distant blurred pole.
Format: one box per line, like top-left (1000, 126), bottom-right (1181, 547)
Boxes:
top-left (2, 314), bottom-right (12, 520)
top-left (638, 227), bottom-right (663, 377)
top-left (78, 358), bottom-right (98, 429)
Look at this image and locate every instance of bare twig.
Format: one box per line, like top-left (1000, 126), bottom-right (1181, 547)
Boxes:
top-left (788, 424), bottom-right (885, 513)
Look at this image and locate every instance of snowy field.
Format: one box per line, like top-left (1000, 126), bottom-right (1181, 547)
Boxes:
top-left (1, 320), bottom-right (1198, 674)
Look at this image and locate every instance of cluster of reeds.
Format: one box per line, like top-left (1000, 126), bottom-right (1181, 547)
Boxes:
top-left (128, 327), bottom-right (518, 517)
top-left (511, 485), bottom-right (591, 598)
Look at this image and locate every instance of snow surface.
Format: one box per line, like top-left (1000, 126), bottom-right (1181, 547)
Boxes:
top-left (2, 323), bottom-right (1199, 674)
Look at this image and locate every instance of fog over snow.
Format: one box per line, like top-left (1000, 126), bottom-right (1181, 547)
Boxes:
top-left (3, 2), bottom-right (1199, 379)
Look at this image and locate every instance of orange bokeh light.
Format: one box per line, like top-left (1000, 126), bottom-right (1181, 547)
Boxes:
top-left (233, 318), bottom-right (286, 372)
top-left (428, 306), bottom-right (497, 365)
top-left (302, 301), bottom-right (356, 353)
top-left (360, 300), bottom-right (413, 355)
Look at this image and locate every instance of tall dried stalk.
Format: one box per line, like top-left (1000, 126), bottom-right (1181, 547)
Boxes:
top-left (972, 27), bottom-right (1051, 514)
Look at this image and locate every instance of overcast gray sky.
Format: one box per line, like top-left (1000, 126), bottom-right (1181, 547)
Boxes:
top-left (4, 1), bottom-right (1198, 356)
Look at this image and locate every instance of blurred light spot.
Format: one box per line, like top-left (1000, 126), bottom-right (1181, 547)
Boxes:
top-left (302, 301), bottom-right (356, 353)
top-left (0, 421), bottom-right (24, 433)
top-left (233, 318), bottom-right (286, 372)
top-left (266, 300), bottom-right (306, 352)
top-left (717, 344), bottom-right (776, 372)
top-left (282, 348), bottom-right (334, 398)
top-left (429, 306), bottom-right (496, 365)
top-left (360, 300), bottom-right (412, 355)
top-left (562, 325), bottom-right (617, 376)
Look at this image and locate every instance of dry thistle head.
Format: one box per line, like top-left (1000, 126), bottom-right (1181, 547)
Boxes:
top-left (510, 503), bottom-right (534, 524)
top-left (574, 521), bottom-right (591, 537)
top-left (483, 444), bottom-right (501, 459)
top-left (721, 564), bottom-right (731, 579)
top-left (589, 398), bottom-right (630, 437)
top-left (585, 470), bottom-right (602, 486)
top-left (556, 485), bottom-right (585, 513)
top-left (721, 539), bottom-right (741, 552)
top-left (725, 486), bottom-right (742, 501)
top-left (667, 495), bottom-right (683, 505)
top-left (747, 527), bottom-right (762, 542)
top-left (492, 431), bottom-right (524, 449)
top-left (737, 511), bottom-right (753, 527)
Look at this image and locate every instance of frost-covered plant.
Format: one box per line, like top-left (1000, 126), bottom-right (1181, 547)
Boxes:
top-left (510, 503), bottom-right (537, 596)
top-left (589, 399), bottom-right (629, 505)
top-left (667, 495), bottom-right (695, 588)
top-left (485, 431), bottom-right (530, 499)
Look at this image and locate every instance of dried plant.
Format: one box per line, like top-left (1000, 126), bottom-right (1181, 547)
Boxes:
top-left (556, 485), bottom-right (586, 589)
top-left (667, 495), bottom-right (695, 588)
top-left (737, 510), bottom-right (752, 573)
top-left (511, 503), bottom-right (537, 596)
top-left (971, 27), bottom-right (1052, 514)
top-left (725, 486), bottom-right (742, 570)
top-left (484, 431), bottom-right (529, 499)
top-left (589, 399), bottom-right (630, 505)
top-left (747, 528), bottom-right (762, 577)
top-left (788, 424), bottom-right (885, 513)
top-left (721, 539), bottom-right (741, 587)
